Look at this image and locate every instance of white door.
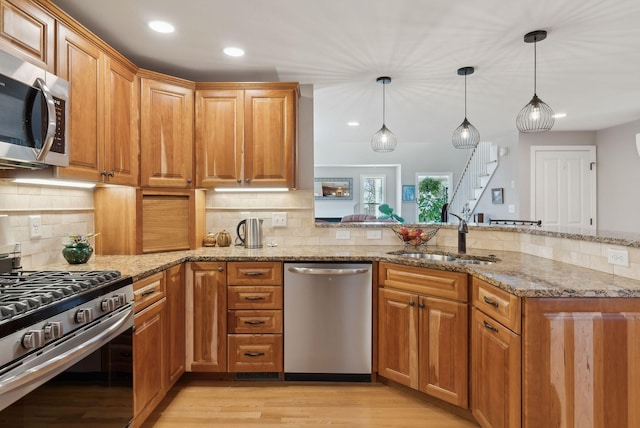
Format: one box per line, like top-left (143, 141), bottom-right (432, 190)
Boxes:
top-left (531, 146), bottom-right (596, 229)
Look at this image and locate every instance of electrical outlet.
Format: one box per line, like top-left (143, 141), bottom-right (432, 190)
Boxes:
top-left (29, 215), bottom-right (42, 239)
top-left (366, 230), bottom-right (382, 240)
top-left (607, 248), bottom-right (629, 267)
top-left (508, 204), bottom-right (516, 213)
top-left (272, 212), bottom-right (287, 227)
top-left (336, 230), bottom-right (351, 240)
top-left (240, 212), bottom-right (250, 220)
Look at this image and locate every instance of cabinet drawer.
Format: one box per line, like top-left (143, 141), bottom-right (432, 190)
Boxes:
top-left (228, 310), bottom-right (283, 334)
top-left (133, 272), bottom-right (165, 312)
top-left (228, 286), bottom-right (282, 309)
top-left (227, 262), bottom-right (283, 286)
top-left (472, 277), bottom-right (521, 334)
top-left (378, 262), bottom-right (468, 302)
top-left (228, 334), bottom-right (283, 372)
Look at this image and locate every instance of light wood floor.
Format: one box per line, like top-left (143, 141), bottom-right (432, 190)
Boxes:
top-left (142, 379), bottom-right (480, 427)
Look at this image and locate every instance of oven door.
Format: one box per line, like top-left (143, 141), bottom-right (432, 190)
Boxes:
top-left (0, 305), bottom-right (134, 427)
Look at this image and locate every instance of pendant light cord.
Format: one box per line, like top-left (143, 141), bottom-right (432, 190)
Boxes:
top-left (464, 73), bottom-right (468, 117)
top-left (533, 38), bottom-right (537, 95)
top-left (382, 81), bottom-right (386, 125)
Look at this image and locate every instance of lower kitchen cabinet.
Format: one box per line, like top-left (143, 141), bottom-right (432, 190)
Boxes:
top-left (133, 296), bottom-right (166, 428)
top-left (165, 264), bottom-right (185, 388)
top-left (377, 263), bottom-right (469, 408)
top-left (188, 262), bottom-right (227, 372)
top-left (471, 278), bottom-right (521, 428)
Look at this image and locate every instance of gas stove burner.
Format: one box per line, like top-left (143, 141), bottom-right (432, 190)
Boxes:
top-left (0, 270), bottom-right (124, 323)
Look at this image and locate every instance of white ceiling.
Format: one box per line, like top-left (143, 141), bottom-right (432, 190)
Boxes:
top-left (52, 0), bottom-right (640, 147)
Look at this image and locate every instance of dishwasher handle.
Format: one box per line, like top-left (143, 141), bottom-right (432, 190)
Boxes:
top-left (287, 266), bottom-right (369, 276)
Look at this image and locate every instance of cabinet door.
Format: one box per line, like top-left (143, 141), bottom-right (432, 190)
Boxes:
top-left (195, 89), bottom-right (243, 187)
top-left (165, 264), bottom-right (185, 388)
top-left (133, 297), bottom-right (166, 427)
top-left (244, 89), bottom-right (296, 188)
top-left (190, 262), bottom-right (227, 372)
top-left (378, 287), bottom-right (418, 389)
top-left (471, 308), bottom-right (521, 428)
top-left (140, 77), bottom-right (194, 188)
top-left (56, 23), bottom-right (104, 181)
top-left (419, 296), bottom-right (468, 408)
top-left (103, 55), bottom-right (138, 185)
top-left (0, 0), bottom-right (55, 72)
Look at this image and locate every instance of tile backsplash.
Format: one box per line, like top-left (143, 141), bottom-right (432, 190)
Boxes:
top-left (1, 182), bottom-right (638, 281)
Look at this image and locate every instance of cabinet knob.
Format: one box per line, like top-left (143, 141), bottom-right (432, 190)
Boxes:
top-left (187, 178), bottom-right (192, 184)
top-left (237, 179), bottom-right (242, 184)
top-left (108, 171), bottom-right (115, 177)
top-left (409, 300), bottom-right (415, 307)
top-left (245, 178), bottom-right (251, 183)
top-left (100, 171), bottom-right (107, 176)
top-left (217, 266), bottom-right (224, 272)
top-left (418, 302), bottom-right (425, 309)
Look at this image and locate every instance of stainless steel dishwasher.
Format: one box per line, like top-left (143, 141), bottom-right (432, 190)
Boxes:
top-left (284, 262), bottom-right (372, 381)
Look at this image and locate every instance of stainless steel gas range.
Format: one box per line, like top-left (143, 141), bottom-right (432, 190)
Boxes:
top-left (0, 269), bottom-right (134, 427)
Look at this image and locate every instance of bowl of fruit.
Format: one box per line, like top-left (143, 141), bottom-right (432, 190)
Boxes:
top-left (392, 226), bottom-right (440, 247)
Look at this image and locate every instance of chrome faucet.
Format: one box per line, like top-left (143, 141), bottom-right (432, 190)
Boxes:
top-left (448, 212), bottom-right (468, 254)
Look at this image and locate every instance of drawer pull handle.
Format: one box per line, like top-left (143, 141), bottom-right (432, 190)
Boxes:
top-left (483, 296), bottom-right (499, 308)
top-left (244, 320), bottom-right (266, 325)
top-left (244, 352), bottom-right (265, 357)
top-left (244, 296), bottom-right (266, 301)
top-left (483, 321), bottom-right (499, 333)
top-left (243, 272), bottom-right (264, 277)
top-left (141, 288), bottom-right (156, 297)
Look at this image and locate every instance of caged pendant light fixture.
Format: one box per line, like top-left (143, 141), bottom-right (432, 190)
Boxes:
top-left (371, 76), bottom-right (397, 152)
top-left (516, 30), bottom-right (555, 133)
top-left (452, 66), bottom-right (480, 149)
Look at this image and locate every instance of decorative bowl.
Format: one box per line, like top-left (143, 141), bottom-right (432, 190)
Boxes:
top-left (392, 227), bottom-right (440, 247)
top-left (62, 242), bottom-right (94, 264)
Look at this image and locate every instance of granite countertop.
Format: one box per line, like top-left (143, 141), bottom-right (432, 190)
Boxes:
top-left (41, 244), bottom-right (640, 299)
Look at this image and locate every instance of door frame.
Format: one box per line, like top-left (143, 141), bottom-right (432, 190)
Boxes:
top-left (530, 145), bottom-right (597, 229)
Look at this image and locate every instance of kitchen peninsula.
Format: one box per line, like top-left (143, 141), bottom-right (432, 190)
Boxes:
top-left (41, 230), bottom-right (640, 428)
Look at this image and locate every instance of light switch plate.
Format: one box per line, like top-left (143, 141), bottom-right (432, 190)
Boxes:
top-left (272, 212), bottom-right (287, 227)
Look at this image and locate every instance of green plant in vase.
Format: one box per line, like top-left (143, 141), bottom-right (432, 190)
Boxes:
top-left (62, 233), bottom-right (99, 264)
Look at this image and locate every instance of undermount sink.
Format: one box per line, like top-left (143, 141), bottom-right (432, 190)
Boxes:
top-left (389, 250), bottom-right (499, 265)
top-left (397, 253), bottom-right (456, 261)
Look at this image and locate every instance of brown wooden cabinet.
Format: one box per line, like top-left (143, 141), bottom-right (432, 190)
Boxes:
top-left (164, 264), bottom-right (185, 389)
top-left (188, 262), bottom-right (227, 372)
top-left (133, 273), bottom-right (166, 428)
top-left (93, 187), bottom-right (205, 255)
top-left (55, 23), bottom-right (139, 184)
top-left (377, 263), bottom-right (469, 408)
top-left (0, 0), bottom-right (55, 72)
top-left (195, 83), bottom-right (298, 189)
top-left (227, 261), bottom-right (283, 372)
top-left (140, 70), bottom-right (194, 188)
top-left (471, 278), bottom-right (521, 428)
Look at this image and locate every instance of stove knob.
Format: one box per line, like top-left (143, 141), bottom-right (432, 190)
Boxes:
top-left (75, 308), bottom-right (94, 324)
top-left (101, 297), bottom-right (117, 312)
top-left (22, 330), bottom-right (45, 349)
top-left (115, 293), bottom-right (128, 307)
top-left (44, 322), bottom-right (63, 340)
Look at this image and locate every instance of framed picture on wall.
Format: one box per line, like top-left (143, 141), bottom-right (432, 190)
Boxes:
top-left (491, 188), bottom-right (504, 204)
top-left (402, 185), bottom-right (415, 202)
top-left (314, 178), bottom-right (353, 200)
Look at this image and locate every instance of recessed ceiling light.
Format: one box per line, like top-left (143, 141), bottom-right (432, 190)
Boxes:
top-left (148, 20), bottom-right (175, 33)
top-left (223, 47), bottom-right (245, 57)
top-left (347, 121), bottom-right (360, 127)
top-left (553, 113), bottom-right (567, 119)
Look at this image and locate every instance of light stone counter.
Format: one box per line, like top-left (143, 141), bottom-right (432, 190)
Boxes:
top-left (40, 244), bottom-right (640, 298)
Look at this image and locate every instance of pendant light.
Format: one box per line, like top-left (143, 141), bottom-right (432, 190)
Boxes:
top-left (371, 76), bottom-right (397, 152)
top-left (516, 30), bottom-right (555, 133)
top-left (452, 66), bottom-right (480, 149)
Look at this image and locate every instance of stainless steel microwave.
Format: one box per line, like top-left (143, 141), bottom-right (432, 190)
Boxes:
top-left (0, 49), bottom-right (69, 169)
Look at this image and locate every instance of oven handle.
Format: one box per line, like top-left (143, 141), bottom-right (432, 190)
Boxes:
top-left (287, 266), bottom-right (369, 276)
top-left (33, 77), bottom-right (57, 162)
top-left (0, 306), bottom-right (133, 398)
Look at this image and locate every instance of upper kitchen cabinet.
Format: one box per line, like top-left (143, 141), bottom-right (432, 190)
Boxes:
top-left (55, 22), bottom-right (139, 185)
top-left (140, 70), bottom-right (195, 189)
top-left (195, 82), bottom-right (299, 189)
top-left (0, 0), bottom-right (55, 72)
